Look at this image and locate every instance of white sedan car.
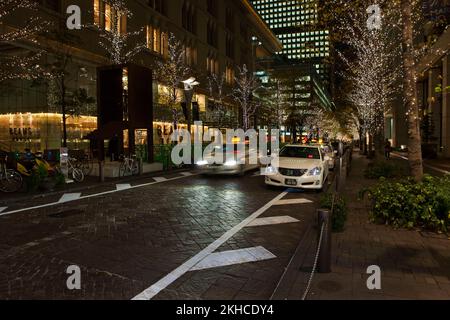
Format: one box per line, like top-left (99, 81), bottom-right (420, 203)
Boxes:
top-left (264, 144), bottom-right (330, 191)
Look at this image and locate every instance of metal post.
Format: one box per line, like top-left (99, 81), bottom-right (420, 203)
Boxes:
top-left (99, 160), bottom-right (104, 182)
top-left (317, 209), bottom-right (332, 273)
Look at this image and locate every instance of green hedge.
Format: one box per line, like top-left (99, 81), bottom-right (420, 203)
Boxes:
top-left (320, 192), bottom-right (348, 232)
top-left (362, 175), bottom-right (450, 233)
top-left (364, 160), bottom-right (408, 179)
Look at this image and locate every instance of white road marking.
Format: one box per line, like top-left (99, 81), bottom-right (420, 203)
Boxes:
top-left (274, 198), bottom-right (312, 205)
top-left (0, 207), bottom-right (7, 213)
top-left (132, 191), bottom-right (288, 300)
top-left (180, 172), bottom-right (193, 176)
top-left (246, 216), bottom-right (299, 227)
top-left (58, 193), bottom-right (81, 203)
top-left (0, 174), bottom-right (199, 217)
top-left (116, 184), bottom-right (131, 191)
top-left (153, 177), bottom-right (167, 182)
top-left (190, 246), bottom-right (276, 271)
top-left (393, 153), bottom-right (449, 174)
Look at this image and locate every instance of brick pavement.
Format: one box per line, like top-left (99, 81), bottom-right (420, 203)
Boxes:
top-left (0, 170), bottom-right (321, 299)
top-left (273, 151), bottom-right (450, 300)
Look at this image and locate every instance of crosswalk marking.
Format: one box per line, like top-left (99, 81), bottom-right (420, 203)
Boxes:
top-left (116, 184), bottom-right (131, 191)
top-left (58, 193), bottom-right (81, 203)
top-left (246, 216), bottom-right (299, 227)
top-left (153, 177), bottom-right (167, 182)
top-left (190, 246), bottom-right (276, 271)
top-left (274, 198), bottom-right (312, 205)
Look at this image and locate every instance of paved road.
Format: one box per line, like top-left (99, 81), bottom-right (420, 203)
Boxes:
top-left (0, 169), bottom-right (324, 300)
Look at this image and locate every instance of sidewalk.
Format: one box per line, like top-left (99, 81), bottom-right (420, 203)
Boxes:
top-left (273, 151), bottom-right (450, 300)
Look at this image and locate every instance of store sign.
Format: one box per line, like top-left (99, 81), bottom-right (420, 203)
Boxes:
top-left (60, 147), bottom-right (69, 179)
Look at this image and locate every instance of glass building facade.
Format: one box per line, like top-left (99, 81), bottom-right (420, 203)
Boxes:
top-left (251, 0), bottom-right (330, 84)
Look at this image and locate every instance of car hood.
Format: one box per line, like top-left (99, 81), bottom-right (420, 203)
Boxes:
top-left (275, 157), bottom-right (322, 169)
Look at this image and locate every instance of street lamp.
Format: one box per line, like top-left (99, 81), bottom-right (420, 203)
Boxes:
top-left (182, 77), bottom-right (200, 135)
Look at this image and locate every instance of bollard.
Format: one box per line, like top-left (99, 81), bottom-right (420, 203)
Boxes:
top-left (99, 160), bottom-right (105, 182)
top-left (317, 209), bottom-right (332, 273)
top-left (138, 158), bottom-right (143, 175)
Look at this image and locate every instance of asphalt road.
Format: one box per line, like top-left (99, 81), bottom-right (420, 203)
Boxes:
top-left (0, 169), bottom-right (324, 300)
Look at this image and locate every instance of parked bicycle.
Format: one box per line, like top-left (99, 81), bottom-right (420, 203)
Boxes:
top-left (119, 154), bottom-right (139, 177)
top-left (0, 153), bottom-right (22, 193)
top-left (67, 157), bottom-right (85, 182)
top-left (72, 153), bottom-right (94, 177)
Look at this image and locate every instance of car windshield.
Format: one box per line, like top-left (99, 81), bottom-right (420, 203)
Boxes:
top-left (279, 146), bottom-right (321, 159)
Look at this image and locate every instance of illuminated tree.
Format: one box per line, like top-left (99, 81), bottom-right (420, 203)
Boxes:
top-left (207, 72), bottom-right (229, 128)
top-left (0, 0), bottom-right (49, 81)
top-left (233, 64), bottom-right (261, 131)
top-left (91, 0), bottom-right (146, 65)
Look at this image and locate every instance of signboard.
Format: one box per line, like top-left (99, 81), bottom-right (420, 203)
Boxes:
top-left (60, 147), bottom-right (69, 180)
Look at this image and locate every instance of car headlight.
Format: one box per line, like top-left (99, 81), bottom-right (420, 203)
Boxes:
top-left (308, 167), bottom-right (322, 176)
top-left (263, 165), bottom-right (277, 175)
top-left (196, 160), bottom-right (208, 166)
top-left (224, 160), bottom-right (238, 166)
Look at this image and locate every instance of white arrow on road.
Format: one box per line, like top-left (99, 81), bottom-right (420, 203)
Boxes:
top-left (58, 193), bottom-right (81, 203)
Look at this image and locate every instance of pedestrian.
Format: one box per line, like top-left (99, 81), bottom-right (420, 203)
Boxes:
top-left (384, 139), bottom-right (391, 160)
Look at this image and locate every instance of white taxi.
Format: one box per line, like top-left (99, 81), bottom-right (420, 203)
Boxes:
top-left (264, 144), bottom-right (330, 191)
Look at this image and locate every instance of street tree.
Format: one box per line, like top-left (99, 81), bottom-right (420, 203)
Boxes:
top-left (0, 0), bottom-right (50, 81)
top-left (232, 64), bottom-right (261, 131)
top-left (155, 33), bottom-right (191, 129)
top-left (207, 72), bottom-right (229, 128)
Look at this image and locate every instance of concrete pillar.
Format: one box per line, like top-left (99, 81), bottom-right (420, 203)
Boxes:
top-left (442, 54), bottom-right (450, 158)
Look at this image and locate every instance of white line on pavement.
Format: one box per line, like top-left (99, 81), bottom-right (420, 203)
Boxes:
top-left (246, 216), bottom-right (299, 227)
top-left (116, 184), bottom-right (132, 191)
top-left (131, 191), bottom-right (288, 300)
top-left (58, 193), bottom-right (81, 203)
top-left (0, 173), bottom-right (199, 217)
top-left (180, 172), bottom-right (193, 176)
top-left (274, 198), bottom-right (312, 205)
top-left (189, 246), bottom-right (276, 271)
top-left (0, 207), bottom-right (7, 213)
top-left (153, 177), bottom-right (168, 182)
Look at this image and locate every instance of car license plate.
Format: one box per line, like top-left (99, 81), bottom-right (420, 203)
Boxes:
top-left (285, 179), bottom-right (297, 186)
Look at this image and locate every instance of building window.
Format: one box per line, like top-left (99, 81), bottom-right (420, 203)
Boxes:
top-left (182, 1), bottom-right (196, 34)
top-left (184, 44), bottom-right (197, 66)
top-left (148, 0), bottom-right (167, 15)
top-left (206, 54), bottom-right (219, 75)
top-left (207, 0), bottom-right (217, 17)
top-left (226, 65), bottom-right (234, 85)
top-left (39, 0), bottom-right (60, 12)
top-left (147, 25), bottom-right (167, 56)
top-left (226, 8), bottom-right (234, 32)
top-left (93, 0), bottom-right (127, 34)
top-left (207, 20), bottom-right (217, 47)
top-left (226, 34), bottom-right (234, 59)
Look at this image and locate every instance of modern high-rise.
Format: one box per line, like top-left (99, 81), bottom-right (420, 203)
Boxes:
top-left (250, 0), bottom-right (330, 84)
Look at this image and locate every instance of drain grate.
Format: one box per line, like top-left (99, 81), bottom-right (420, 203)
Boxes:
top-left (49, 209), bottom-right (84, 218)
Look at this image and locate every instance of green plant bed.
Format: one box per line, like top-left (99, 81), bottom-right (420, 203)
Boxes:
top-left (361, 175), bottom-right (450, 233)
top-left (319, 192), bottom-right (348, 232)
top-left (364, 159), bottom-right (408, 179)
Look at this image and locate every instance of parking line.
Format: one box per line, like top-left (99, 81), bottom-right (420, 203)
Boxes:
top-left (0, 173), bottom-right (199, 217)
top-left (246, 216), bottom-right (299, 227)
top-left (0, 207), bottom-right (7, 213)
top-left (58, 193), bottom-right (81, 203)
top-left (274, 198), bottom-right (312, 205)
top-left (116, 184), bottom-right (132, 191)
top-left (153, 177), bottom-right (167, 182)
top-left (132, 191), bottom-right (288, 300)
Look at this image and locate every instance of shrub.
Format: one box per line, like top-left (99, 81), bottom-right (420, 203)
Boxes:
top-left (362, 175), bottom-right (450, 233)
top-left (364, 160), bottom-right (408, 179)
top-left (320, 192), bottom-right (348, 232)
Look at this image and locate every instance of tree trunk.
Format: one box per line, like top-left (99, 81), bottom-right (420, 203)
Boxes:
top-left (401, 0), bottom-right (423, 181)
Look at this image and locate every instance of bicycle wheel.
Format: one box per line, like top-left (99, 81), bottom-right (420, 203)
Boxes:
top-left (72, 168), bottom-right (85, 182)
top-left (81, 158), bottom-right (93, 176)
top-left (0, 170), bottom-right (23, 193)
top-left (119, 162), bottom-right (129, 177)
